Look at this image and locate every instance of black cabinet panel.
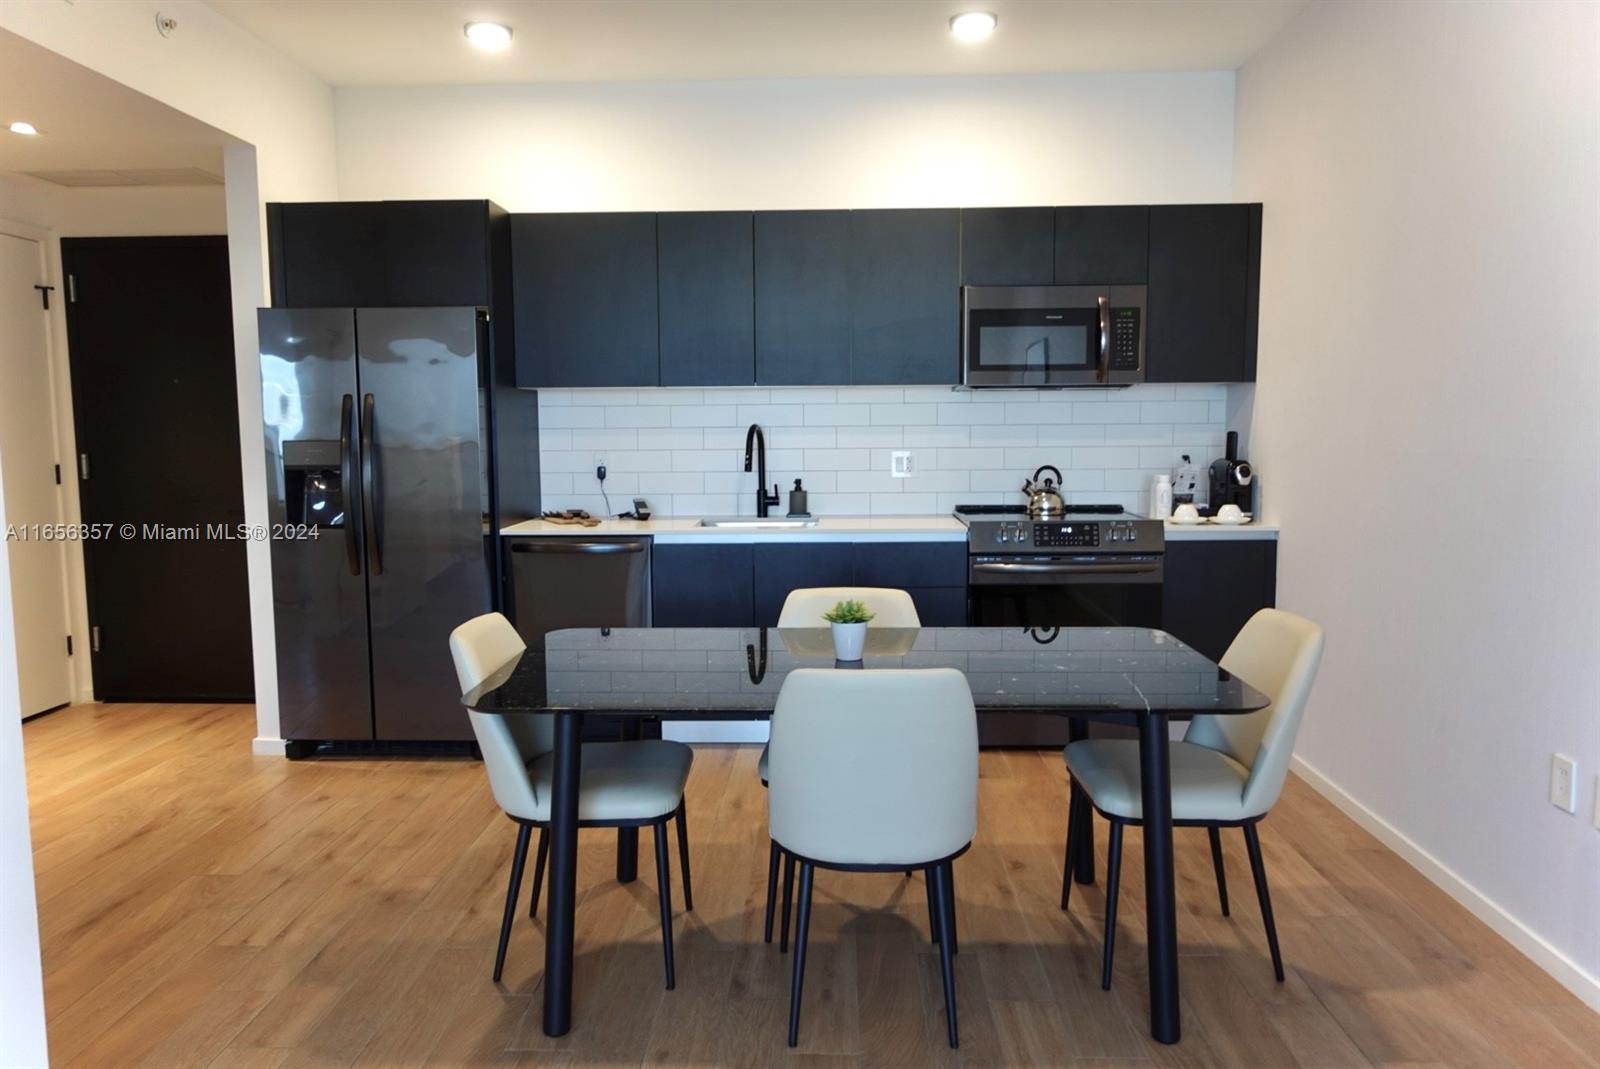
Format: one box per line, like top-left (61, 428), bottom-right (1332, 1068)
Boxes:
top-left (1161, 540), bottom-right (1277, 662)
top-left (754, 210), bottom-right (851, 385)
top-left (511, 212), bottom-right (659, 387)
top-left (659, 212), bottom-right (754, 386)
top-left (851, 542), bottom-right (967, 590)
top-left (268, 201), bottom-right (491, 308)
top-left (960, 208), bottom-right (1054, 285)
top-left (1146, 205), bottom-right (1256, 383)
top-left (1053, 206), bottom-right (1149, 285)
top-left (652, 544), bottom-right (752, 627)
top-left (850, 209), bottom-right (961, 385)
top-left (753, 544), bottom-right (854, 626)
top-left (906, 588), bottom-right (968, 627)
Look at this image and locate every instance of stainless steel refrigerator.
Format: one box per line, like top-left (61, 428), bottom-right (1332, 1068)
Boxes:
top-left (259, 306), bottom-right (538, 744)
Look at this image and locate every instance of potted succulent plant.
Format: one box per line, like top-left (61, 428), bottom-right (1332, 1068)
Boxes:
top-left (823, 598), bottom-right (875, 661)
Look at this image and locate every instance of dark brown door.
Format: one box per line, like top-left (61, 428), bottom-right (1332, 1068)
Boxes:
top-left (62, 236), bottom-right (252, 701)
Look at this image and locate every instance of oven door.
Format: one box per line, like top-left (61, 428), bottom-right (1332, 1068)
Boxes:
top-left (967, 553), bottom-right (1164, 628)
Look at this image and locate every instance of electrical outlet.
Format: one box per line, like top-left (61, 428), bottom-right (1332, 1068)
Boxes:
top-left (1549, 754), bottom-right (1576, 814)
top-left (890, 450), bottom-right (914, 478)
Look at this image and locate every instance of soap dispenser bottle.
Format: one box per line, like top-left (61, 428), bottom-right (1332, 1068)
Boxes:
top-left (787, 479), bottom-right (809, 518)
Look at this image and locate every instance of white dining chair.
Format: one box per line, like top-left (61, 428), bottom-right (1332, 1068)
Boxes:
top-left (1060, 608), bottom-right (1325, 988)
top-left (450, 612), bottom-right (696, 988)
top-left (763, 587), bottom-right (922, 949)
top-left (767, 667), bottom-right (977, 1048)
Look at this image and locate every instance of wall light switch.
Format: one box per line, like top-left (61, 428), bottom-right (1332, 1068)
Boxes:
top-left (1549, 754), bottom-right (1576, 814)
top-left (890, 451), bottom-right (914, 478)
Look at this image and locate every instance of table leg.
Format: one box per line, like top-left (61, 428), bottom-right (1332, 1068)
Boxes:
top-left (1138, 712), bottom-right (1180, 1044)
top-left (1069, 717), bottom-right (1095, 885)
top-left (616, 719), bottom-right (641, 884)
top-left (542, 711), bottom-right (583, 1037)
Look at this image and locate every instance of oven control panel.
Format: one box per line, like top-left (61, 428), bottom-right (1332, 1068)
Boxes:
top-left (964, 516), bottom-right (1163, 554)
top-left (1033, 522), bottom-right (1099, 548)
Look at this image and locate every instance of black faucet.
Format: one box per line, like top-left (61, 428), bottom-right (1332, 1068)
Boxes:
top-left (743, 424), bottom-right (781, 518)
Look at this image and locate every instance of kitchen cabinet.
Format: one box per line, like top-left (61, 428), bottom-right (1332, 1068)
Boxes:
top-left (652, 544), bottom-right (753, 627)
top-left (1161, 539), bottom-right (1277, 662)
top-left (510, 212), bottom-right (660, 387)
top-left (753, 544), bottom-right (853, 626)
top-left (853, 542), bottom-right (968, 626)
top-left (267, 200), bottom-right (496, 307)
top-left (1146, 204), bottom-right (1262, 383)
top-left (961, 208), bottom-right (1055, 285)
top-left (850, 209), bottom-right (961, 385)
top-left (754, 210), bottom-right (852, 386)
top-left (1054, 206), bottom-right (1149, 285)
top-left (658, 212), bottom-right (755, 386)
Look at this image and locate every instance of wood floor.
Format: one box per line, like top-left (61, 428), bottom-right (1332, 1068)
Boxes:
top-left (21, 703), bottom-right (1598, 1069)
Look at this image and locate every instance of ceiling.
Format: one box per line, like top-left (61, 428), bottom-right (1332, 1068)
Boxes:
top-left (0, 30), bottom-right (234, 188)
top-left (205, 0), bottom-right (1309, 87)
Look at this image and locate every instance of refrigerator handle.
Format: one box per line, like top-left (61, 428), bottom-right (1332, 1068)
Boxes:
top-left (361, 392), bottom-right (383, 576)
top-left (339, 393), bottom-right (361, 576)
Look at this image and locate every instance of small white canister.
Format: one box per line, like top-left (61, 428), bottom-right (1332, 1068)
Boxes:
top-left (1151, 474), bottom-right (1174, 520)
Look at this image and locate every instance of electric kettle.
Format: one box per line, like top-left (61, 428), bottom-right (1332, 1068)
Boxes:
top-left (1022, 465), bottom-right (1067, 519)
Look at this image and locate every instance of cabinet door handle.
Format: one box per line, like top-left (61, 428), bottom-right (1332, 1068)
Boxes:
top-left (340, 394), bottom-right (360, 576)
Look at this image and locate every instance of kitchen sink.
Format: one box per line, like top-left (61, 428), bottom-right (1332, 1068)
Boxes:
top-left (697, 516), bottom-right (819, 528)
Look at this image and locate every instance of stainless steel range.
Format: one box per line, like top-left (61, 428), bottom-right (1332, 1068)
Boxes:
top-left (955, 503), bottom-right (1166, 629)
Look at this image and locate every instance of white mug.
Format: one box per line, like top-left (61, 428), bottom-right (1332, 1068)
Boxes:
top-left (1217, 503), bottom-right (1245, 522)
top-left (1172, 503), bottom-right (1200, 523)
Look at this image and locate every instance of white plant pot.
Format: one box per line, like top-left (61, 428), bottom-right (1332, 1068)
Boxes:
top-left (831, 621), bottom-right (867, 661)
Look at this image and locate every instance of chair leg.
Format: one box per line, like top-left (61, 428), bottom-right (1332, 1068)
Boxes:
top-left (786, 862), bottom-right (815, 1048)
top-left (763, 840), bottom-right (781, 943)
top-left (1101, 820), bottom-right (1124, 991)
top-left (675, 801), bottom-right (694, 912)
top-left (779, 849), bottom-right (796, 953)
top-left (931, 862), bottom-right (960, 1048)
top-left (653, 820), bottom-right (676, 990)
top-left (1243, 824), bottom-right (1285, 982)
top-left (947, 863), bottom-right (959, 956)
top-left (1207, 826), bottom-right (1230, 917)
top-left (494, 823), bottom-right (532, 982)
top-left (1061, 783), bottom-right (1084, 912)
top-left (529, 827), bottom-right (549, 920)
top-left (926, 867), bottom-right (939, 945)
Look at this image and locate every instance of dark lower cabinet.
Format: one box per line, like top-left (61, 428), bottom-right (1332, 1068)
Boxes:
top-left (961, 207), bottom-right (1055, 285)
top-left (850, 209), bottom-right (961, 385)
top-left (753, 544), bottom-right (853, 626)
top-left (658, 212), bottom-right (754, 386)
top-left (511, 212), bottom-right (660, 387)
top-left (1160, 540), bottom-right (1277, 662)
top-left (652, 544), bottom-right (754, 627)
top-left (754, 210), bottom-right (852, 386)
top-left (1146, 204), bottom-right (1261, 383)
top-left (1054, 206), bottom-right (1149, 285)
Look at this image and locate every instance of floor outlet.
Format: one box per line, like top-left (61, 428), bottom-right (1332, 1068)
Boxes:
top-left (1549, 754), bottom-right (1576, 814)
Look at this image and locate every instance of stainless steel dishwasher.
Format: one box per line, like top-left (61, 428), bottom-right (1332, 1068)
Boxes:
top-left (507, 537), bottom-right (652, 639)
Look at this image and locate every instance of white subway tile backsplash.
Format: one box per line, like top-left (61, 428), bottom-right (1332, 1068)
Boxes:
top-left (535, 383), bottom-right (1230, 516)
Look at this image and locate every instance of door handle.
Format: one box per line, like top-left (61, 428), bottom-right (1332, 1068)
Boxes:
top-left (509, 541), bottom-right (646, 554)
top-left (339, 393), bottom-right (360, 576)
top-left (973, 560), bottom-right (1161, 576)
top-left (361, 393), bottom-right (382, 576)
top-left (1096, 295), bottom-right (1111, 384)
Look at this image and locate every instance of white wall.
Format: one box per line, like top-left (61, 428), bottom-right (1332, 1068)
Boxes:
top-left (335, 72), bottom-right (1234, 209)
top-left (539, 383), bottom-right (1227, 518)
top-left (1236, 0), bottom-right (1600, 1001)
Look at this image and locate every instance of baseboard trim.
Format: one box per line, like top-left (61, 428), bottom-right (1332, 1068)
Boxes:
top-left (1290, 753), bottom-right (1600, 1012)
top-left (251, 736), bottom-right (288, 757)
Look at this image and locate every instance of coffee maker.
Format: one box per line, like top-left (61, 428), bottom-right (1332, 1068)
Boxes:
top-left (1207, 431), bottom-right (1256, 516)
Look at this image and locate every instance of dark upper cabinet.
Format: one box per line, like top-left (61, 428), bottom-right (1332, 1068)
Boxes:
top-left (1161, 539), bottom-right (1277, 662)
top-left (658, 212), bottom-right (754, 386)
top-left (652, 544), bottom-right (753, 627)
top-left (1146, 204), bottom-right (1261, 383)
top-left (510, 212), bottom-right (659, 387)
top-left (753, 544), bottom-right (853, 626)
top-left (850, 209), bottom-right (961, 385)
top-left (1054, 206), bottom-right (1149, 285)
top-left (267, 200), bottom-right (493, 307)
top-left (754, 210), bottom-right (851, 386)
top-left (960, 208), bottom-right (1055, 285)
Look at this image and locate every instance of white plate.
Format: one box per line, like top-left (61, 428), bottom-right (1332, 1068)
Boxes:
top-left (1168, 516), bottom-right (1207, 525)
top-left (1208, 516), bottom-right (1252, 525)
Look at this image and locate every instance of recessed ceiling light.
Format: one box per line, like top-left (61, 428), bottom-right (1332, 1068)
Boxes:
top-left (9, 121), bottom-right (40, 136)
top-left (464, 21), bottom-right (512, 51)
top-left (950, 12), bottom-right (996, 43)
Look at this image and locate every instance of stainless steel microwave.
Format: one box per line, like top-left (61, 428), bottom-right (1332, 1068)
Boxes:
top-left (962, 284), bottom-right (1147, 388)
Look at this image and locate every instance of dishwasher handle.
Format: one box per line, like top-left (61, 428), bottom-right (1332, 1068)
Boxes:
top-left (510, 540), bottom-right (647, 555)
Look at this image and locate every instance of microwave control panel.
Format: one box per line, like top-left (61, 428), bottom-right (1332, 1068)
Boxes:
top-left (1109, 308), bottom-right (1142, 371)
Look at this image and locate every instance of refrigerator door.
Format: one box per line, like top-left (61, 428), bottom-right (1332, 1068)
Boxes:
top-left (259, 308), bottom-right (374, 740)
top-left (356, 307), bottom-right (489, 741)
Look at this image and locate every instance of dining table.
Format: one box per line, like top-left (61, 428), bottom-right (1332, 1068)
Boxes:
top-left (462, 624), bottom-right (1270, 1046)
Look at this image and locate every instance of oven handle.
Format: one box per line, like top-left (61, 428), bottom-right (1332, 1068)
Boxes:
top-left (973, 560), bottom-right (1162, 576)
top-left (1096, 294), bottom-right (1111, 384)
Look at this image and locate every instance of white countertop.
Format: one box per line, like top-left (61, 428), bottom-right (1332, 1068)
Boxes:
top-left (501, 515), bottom-right (1277, 542)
